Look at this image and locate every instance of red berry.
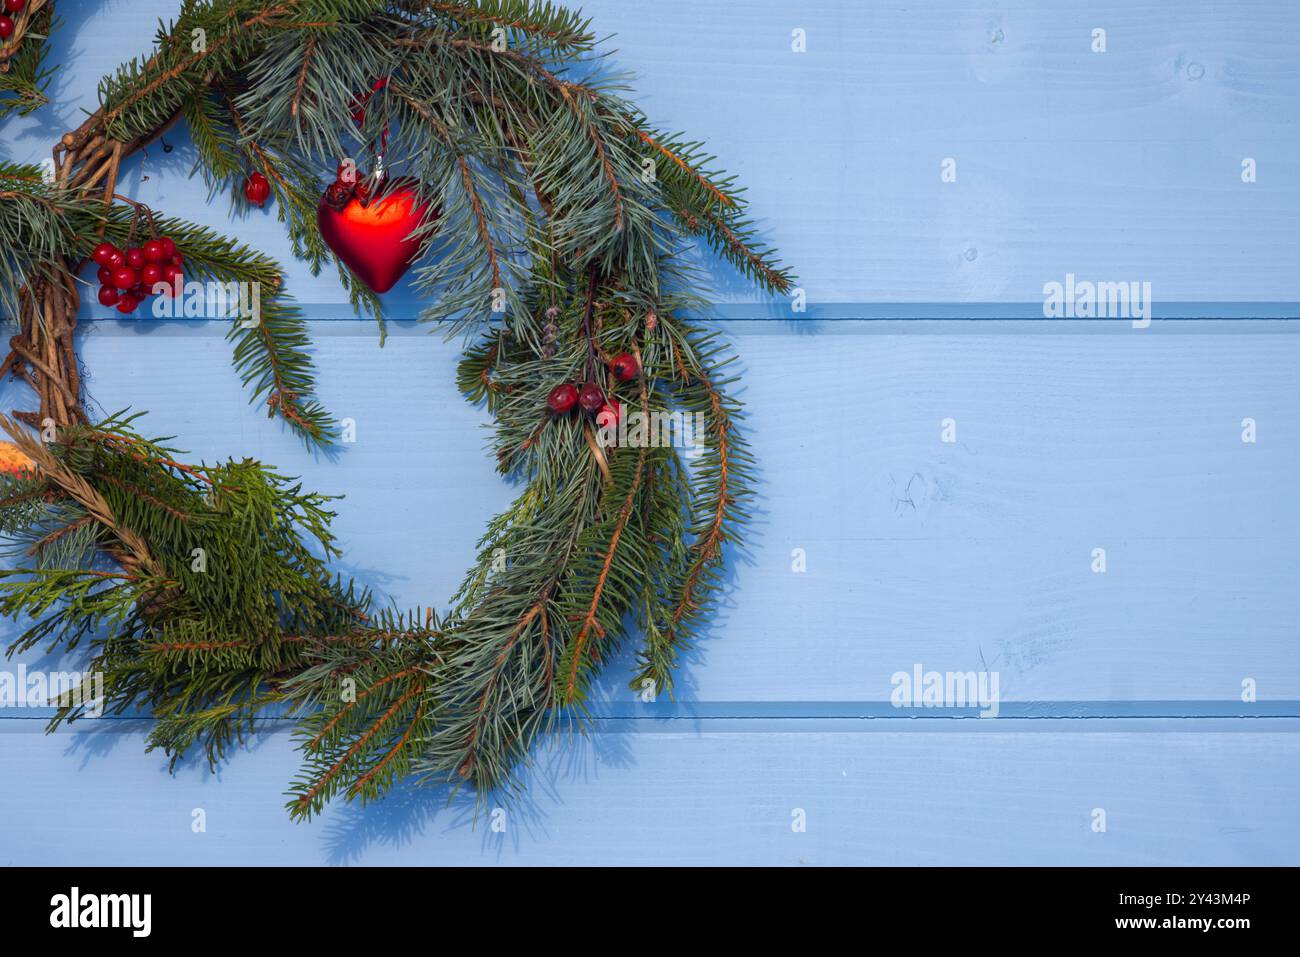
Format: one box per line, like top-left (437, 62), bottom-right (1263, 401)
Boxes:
top-left (91, 242), bottom-right (119, 267)
top-left (158, 237), bottom-right (176, 259)
top-left (111, 267), bottom-right (138, 290)
top-left (577, 383), bottom-right (605, 413)
top-left (595, 403), bottom-right (621, 430)
top-left (97, 285), bottom-right (119, 307)
top-left (106, 249), bottom-right (125, 270)
top-left (3, 1), bottom-right (24, 14)
top-left (547, 383), bottom-right (579, 415)
top-left (142, 239), bottom-right (166, 262)
top-left (157, 267), bottom-right (180, 296)
top-left (0, 17), bottom-right (13, 41)
top-left (141, 263), bottom-right (163, 287)
top-left (130, 283), bottom-right (147, 299)
top-left (96, 266), bottom-right (114, 285)
top-left (116, 295), bottom-right (140, 314)
top-left (126, 247), bottom-right (145, 269)
top-left (170, 251), bottom-right (184, 266)
top-left (610, 352), bottom-right (640, 382)
top-left (244, 172), bottom-right (271, 207)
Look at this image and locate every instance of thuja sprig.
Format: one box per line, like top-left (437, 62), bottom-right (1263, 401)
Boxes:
top-left (0, 412), bottom-right (365, 763)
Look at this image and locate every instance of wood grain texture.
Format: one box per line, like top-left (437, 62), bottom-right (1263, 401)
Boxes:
top-left (0, 722), bottom-right (1295, 865)
top-left (5, 322), bottom-right (1294, 707)
top-left (3, 0), bottom-right (1297, 310)
top-left (571, 0), bottom-right (1300, 305)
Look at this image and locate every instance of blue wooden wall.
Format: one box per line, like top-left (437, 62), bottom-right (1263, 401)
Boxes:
top-left (1, 0), bottom-right (1298, 865)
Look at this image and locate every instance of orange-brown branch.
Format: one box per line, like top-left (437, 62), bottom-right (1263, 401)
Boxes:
top-left (102, 4), bottom-right (301, 132)
top-left (294, 678), bottom-right (427, 811)
top-left (290, 35), bottom-right (317, 118)
top-left (634, 130), bottom-right (734, 208)
top-left (459, 156), bottom-right (503, 288)
top-left (674, 206), bottom-right (790, 294)
top-left (305, 665), bottom-right (424, 751)
top-left (563, 442), bottom-right (649, 703)
top-left (349, 698), bottom-right (426, 795)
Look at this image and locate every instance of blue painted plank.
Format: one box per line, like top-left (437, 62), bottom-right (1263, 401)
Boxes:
top-left (0, 722), bottom-right (1295, 865)
top-left (7, 321), bottom-right (1298, 706)
top-left (578, 0), bottom-right (1300, 305)
top-left (1, 0), bottom-right (1298, 864)
top-left (4, 0), bottom-right (1299, 310)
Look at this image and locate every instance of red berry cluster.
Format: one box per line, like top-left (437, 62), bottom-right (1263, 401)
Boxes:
top-left (0, 0), bottom-right (24, 41)
top-left (91, 237), bottom-right (183, 314)
top-left (545, 352), bottom-right (640, 430)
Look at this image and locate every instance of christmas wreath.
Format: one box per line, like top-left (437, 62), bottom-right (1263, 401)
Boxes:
top-left (0, 0), bottom-right (790, 818)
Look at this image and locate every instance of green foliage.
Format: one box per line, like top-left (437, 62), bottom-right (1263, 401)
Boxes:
top-left (0, 3), bottom-right (58, 120)
top-left (0, 161), bottom-right (98, 318)
top-left (282, 276), bottom-right (757, 810)
top-left (0, 173), bottom-right (334, 445)
top-left (99, 0), bottom-right (384, 146)
top-left (153, 0), bottom-right (790, 335)
top-left (102, 207), bottom-right (337, 446)
top-left (410, 0), bottom-right (596, 59)
top-left (0, 413), bottom-right (367, 765)
top-left (284, 607), bottom-right (444, 819)
top-left (0, 0), bottom-right (791, 818)
top-left (630, 116), bottom-right (795, 295)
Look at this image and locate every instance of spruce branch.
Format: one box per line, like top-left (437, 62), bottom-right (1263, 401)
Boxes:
top-left (406, 0), bottom-right (596, 57)
top-left (0, 413), bottom-right (375, 763)
top-left (559, 380), bottom-right (650, 704)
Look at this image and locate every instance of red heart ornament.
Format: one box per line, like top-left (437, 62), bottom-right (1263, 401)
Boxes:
top-left (317, 178), bottom-right (436, 293)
